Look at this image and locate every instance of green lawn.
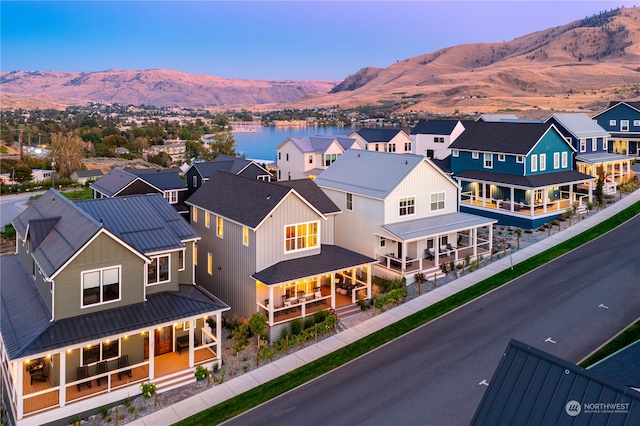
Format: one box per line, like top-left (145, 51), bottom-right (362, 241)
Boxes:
top-left (579, 319), bottom-right (640, 367)
top-left (176, 200), bottom-right (640, 426)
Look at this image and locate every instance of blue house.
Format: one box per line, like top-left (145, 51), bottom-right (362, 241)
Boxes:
top-left (449, 122), bottom-right (595, 229)
top-left (592, 100), bottom-right (640, 158)
top-left (545, 113), bottom-right (633, 185)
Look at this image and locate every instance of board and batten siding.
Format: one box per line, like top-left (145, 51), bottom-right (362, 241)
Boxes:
top-left (255, 193), bottom-right (323, 272)
top-left (17, 239), bottom-right (53, 313)
top-left (53, 232), bottom-right (145, 320)
top-left (178, 243), bottom-right (195, 284)
top-left (277, 140), bottom-right (306, 180)
top-left (193, 213), bottom-right (257, 319)
top-left (527, 130), bottom-right (574, 176)
top-left (322, 187), bottom-right (384, 258)
top-left (383, 162), bottom-right (458, 223)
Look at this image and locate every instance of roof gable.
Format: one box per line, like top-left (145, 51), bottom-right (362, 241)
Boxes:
top-left (278, 136), bottom-right (356, 154)
top-left (90, 168), bottom-right (139, 197)
top-left (545, 113), bottom-right (610, 139)
top-left (410, 119), bottom-right (464, 135)
top-left (274, 179), bottom-right (340, 215)
top-left (127, 168), bottom-right (187, 191)
top-left (190, 155), bottom-right (269, 179)
top-left (593, 100), bottom-right (640, 118)
top-left (352, 128), bottom-right (405, 143)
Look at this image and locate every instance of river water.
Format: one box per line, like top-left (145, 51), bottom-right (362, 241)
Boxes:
top-left (232, 125), bottom-right (357, 162)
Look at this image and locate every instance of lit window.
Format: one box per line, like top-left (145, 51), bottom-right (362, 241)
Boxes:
top-left (399, 197), bottom-right (415, 216)
top-left (205, 211), bottom-right (210, 228)
top-left (194, 245), bottom-right (197, 266)
top-left (216, 216), bottom-right (223, 237)
top-left (346, 193), bottom-right (353, 211)
top-left (192, 206), bottom-right (198, 222)
top-left (207, 252), bottom-right (212, 275)
top-left (284, 221), bottom-right (319, 252)
top-left (243, 226), bottom-right (249, 246)
top-left (178, 250), bottom-right (185, 271)
top-left (82, 266), bottom-right (120, 307)
top-left (531, 154), bottom-right (538, 172)
top-left (430, 192), bottom-right (445, 211)
top-left (148, 255), bottom-right (170, 285)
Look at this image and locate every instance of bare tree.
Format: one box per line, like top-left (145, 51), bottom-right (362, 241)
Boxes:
top-left (50, 132), bottom-right (84, 178)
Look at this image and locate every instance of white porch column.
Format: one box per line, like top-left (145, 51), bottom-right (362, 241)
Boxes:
top-left (188, 319), bottom-right (195, 368)
top-left (148, 330), bottom-right (155, 380)
top-left (488, 225), bottom-right (493, 253)
top-left (17, 360), bottom-right (23, 421)
top-left (569, 184), bottom-right (573, 205)
top-left (482, 183), bottom-right (487, 207)
top-left (588, 180), bottom-right (594, 203)
top-left (351, 269), bottom-right (357, 303)
top-left (529, 190), bottom-right (534, 216)
top-left (366, 265), bottom-right (371, 299)
top-left (216, 312), bottom-right (222, 368)
top-left (268, 286), bottom-right (274, 325)
top-left (330, 274), bottom-right (336, 309)
top-left (473, 227), bottom-right (478, 257)
top-left (543, 187), bottom-right (548, 213)
top-left (59, 351), bottom-right (66, 407)
top-left (510, 187), bottom-right (515, 212)
top-left (434, 238), bottom-right (440, 267)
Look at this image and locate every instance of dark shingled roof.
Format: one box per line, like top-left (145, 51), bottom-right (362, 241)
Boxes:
top-left (251, 245), bottom-right (376, 285)
top-left (13, 189), bottom-right (102, 278)
top-left (76, 194), bottom-right (198, 253)
top-left (450, 122), bottom-right (560, 155)
top-left (90, 168), bottom-right (139, 197)
top-left (588, 340), bottom-right (640, 388)
top-left (0, 255), bottom-right (52, 360)
top-left (432, 156), bottom-right (452, 174)
top-left (127, 168), bottom-right (187, 191)
top-left (456, 169), bottom-right (594, 188)
top-left (353, 128), bottom-right (404, 143)
top-left (472, 339), bottom-right (640, 426)
top-left (1, 257), bottom-right (228, 359)
top-left (410, 119), bottom-right (464, 135)
top-left (607, 100), bottom-right (640, 110)
top-left (274, 179), bottom-right (340, 215)
top-left (192, 155), bottom-right (258, 178)
top-left (187, 172), bottom-right (324, 228)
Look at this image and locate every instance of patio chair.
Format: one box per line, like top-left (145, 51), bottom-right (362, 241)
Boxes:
top-left (425, 249), bottom-right (434, 260)
top-left (96, 361), bottom-right (108, 386)
top-left (117, 355), bottom-right (132, 379)
top-left (447, 243), bottom-right (457, 251)
top-left (30, 360), bottom-right (49, 385)
top-left (76, 365), bottom-right (91, 391)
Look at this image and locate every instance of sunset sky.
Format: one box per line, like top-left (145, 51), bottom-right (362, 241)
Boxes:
top-left (1, 1), bottom-right (627, 81)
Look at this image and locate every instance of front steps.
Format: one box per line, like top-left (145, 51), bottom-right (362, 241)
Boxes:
top-left (154, 370), bottom-right (196, 394)
top-left (334, 303), bottom-right (363, 322)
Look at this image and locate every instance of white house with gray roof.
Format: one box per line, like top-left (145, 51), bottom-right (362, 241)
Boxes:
top-left (349, 128), bottom-right (414, 154)
top-left (275, 135), bottom-right (363, 181)
top-left (315, 150), bottom-right (496, 282)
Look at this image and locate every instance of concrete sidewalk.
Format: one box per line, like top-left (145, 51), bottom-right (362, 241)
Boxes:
top-left (132, 190), bottom-right (640, 426)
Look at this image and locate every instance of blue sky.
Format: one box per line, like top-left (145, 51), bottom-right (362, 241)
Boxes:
top-left (1, 1), bottom-right (628, 81)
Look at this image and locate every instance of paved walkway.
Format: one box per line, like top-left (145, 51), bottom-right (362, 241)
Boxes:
top-left (131, 190), bottom-right (640, 426)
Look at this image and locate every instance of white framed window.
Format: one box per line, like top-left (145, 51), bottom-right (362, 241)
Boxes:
top-left (380, 237), bottom-right (386, 248)
top-left (205, 211), bottom-right (210, 228)
top-left (565, 136), bottom-right (573, 145)
top-left (579, 140), bottom-right (586, 152)
top-left (452, 150), bottom-right (459, 157)
top-left (561, 151), bottom-right (568, 168)
top-left (192, 176), bottom-right (197, 187)
top-left (163, 191), bottom-right (178, 204)
top-left (531, 154), bottom-right (538, 172)
top-left (82, 266), bottom-right (121, 307)
top-left (498, 154), bottom-right (505, 162)
top-left (539, 153), bottom-right (546, 171)
top-left (621, 120), bottom-right (629, 132)
top-left (285, 221), bottom-right (319, 252)
top-left (404, 142), bottom-right (412, 151)
top-left (207, 252), bottom-right (212, 275)
top-left (192, 206), bottom-right (198, 222)
top-left (472, 151), bottom-right (479, 159)
top-left (346, 193), bottom-right (353, 211)
top-left (634, 120), bottom-right (640, 127)
top-left (516, 155), bottom-right (524, 163)
top-left (609, 119), bottom-right (616, 126)
top-left (278, 152), bottom-right (281, 160)
top-left (484, 153), bottom-right (493, 169)
top-left (591, 138), bottom-right (597, 151)
top-left (148, 254), bottom-right (170, 285)
top-left (388, 143), bottom-right (396, 153)
top-left (553, 152), bottom-right (560, 169)
top-left (216, 216), bottom-right (223, 238)
top-left (324, 153), bottom-right (339, 167)
top-left (82, 339), bottom-right (120, 366)
top-left (178, 250), bottom-right (185, 271)
top-left (183, 321), bottom-right (191, 331)
top-left (308, 155), bottom-right (313, 164)
top-left (243, 226), bottom-right (249, 246)
top-left (603, 139), bottom-right (608, 151)
top-left (430, 192), bottom-right (445, 211)
top-left (434, 137), bottom-right (444, 143)
top-left (399, 196), bottom-right (415, 216)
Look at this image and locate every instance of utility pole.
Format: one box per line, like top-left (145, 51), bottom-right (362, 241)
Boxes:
top-left (19, 129), bottom-right (24, 161)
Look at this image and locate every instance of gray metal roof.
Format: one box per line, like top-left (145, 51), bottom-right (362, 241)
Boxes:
top-left (576, 152), bottom-right (635, 164)
top-left (285, 136), bottom-right (355, 153)
top-left (1, 257), bottom-right (228, 359)
top-left (75, 194), bottom-right (198, 253)
top-left (251, 245), bottom-right (376, 285)
top-left (12, 189), bottom-right (102, 277)
top-left (0, 255), bottom-right (52, 360)
top-left (382, 212), bottom-right (496, 242)
top-left (476, 114), bottom-right (519, 122)
top-left (191, 155), bottom-right (269, 178)
top-left (546, 113), bottom-right (610, 139)
top-left (472, 339), bottom-right (640, 425)
top-left (315, 150), bottom-right (425, 200)
top-left (456, 169), bottom-right (594, 188)
top-left (588, 340), bottom-right (640, 388)
top-left (128, 168), bottom-right (187, 191)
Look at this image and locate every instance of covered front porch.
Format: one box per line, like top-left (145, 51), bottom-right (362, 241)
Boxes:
top-left (374, 212), bottom-right (497, 282)
top-left (576, 152), bottom-right (634, 188)
top-left (252, 245), bottom-right (376, 341)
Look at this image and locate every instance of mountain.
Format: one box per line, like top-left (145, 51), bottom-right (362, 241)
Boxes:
top-left (0, 69), bottom-right (338, 109)
top-left (291, 7), bottom-right (640, 116)
top-left (1, 7), bottom-right (639, 114)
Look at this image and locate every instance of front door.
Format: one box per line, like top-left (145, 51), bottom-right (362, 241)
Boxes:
top-left (397, 242), bottom-right (403, 259)
top-left (155, 327), bottom-right (173, 356)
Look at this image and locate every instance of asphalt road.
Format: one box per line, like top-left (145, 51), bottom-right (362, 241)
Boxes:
top-left (0, 191), bottom-right (39, 228)
top-left (226, 214), bottom-right (640, 426)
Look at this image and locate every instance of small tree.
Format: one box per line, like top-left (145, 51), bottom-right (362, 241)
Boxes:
top-left (249, 312), bottom-right (267, 366)
top-left (596, 177), bottom-right (605, 208)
